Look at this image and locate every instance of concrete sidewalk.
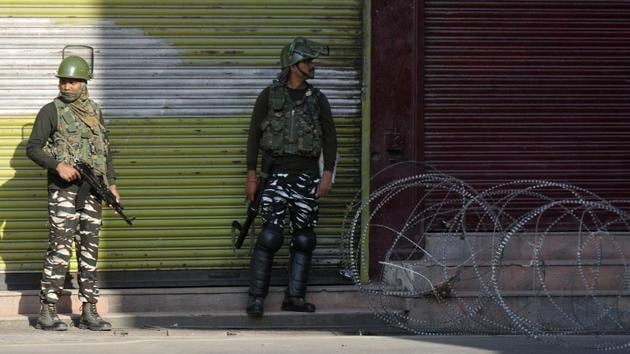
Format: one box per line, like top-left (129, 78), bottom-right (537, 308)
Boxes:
top-left (0, 285), bottom-right (391, 331)
top-left (2, 285), bottom-right (629, 353)
top-left (0, 327), bottom-right (629, 354)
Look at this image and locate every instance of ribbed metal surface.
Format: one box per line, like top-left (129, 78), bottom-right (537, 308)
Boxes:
top-left (0, 0), bottom-right (364, 273)
top-left (424, 1), bottom-right (630, 199)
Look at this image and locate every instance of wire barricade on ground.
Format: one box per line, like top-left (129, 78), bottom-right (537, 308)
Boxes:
top-left (341, 162), bottom-right (630, 351)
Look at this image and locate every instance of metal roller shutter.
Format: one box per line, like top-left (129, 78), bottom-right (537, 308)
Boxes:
top-left (0, 0), bottom-right (364, 285)
top-left (424, 0), bottom-right (630, 200)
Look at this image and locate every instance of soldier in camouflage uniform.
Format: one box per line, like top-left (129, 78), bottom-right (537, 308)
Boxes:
top-left (26, 52), bottom-right (119, 331)
top-left (244, 37), bottom-right (338, 317)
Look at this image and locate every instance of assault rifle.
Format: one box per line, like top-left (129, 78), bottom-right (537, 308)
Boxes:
top-left (232, 155), bottom-right (273, 249)
top-left (74, 160), bottom-right (135, 226)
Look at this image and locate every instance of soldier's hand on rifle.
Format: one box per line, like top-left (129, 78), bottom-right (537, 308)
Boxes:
top-left (56, 162), bottom-right (80, 182)
top-left (316, 170), bottom-right (333, 198)
top-left (109, 185), bottom-right (121, 204)
top-left (245, 170), bottom-right (258, 202)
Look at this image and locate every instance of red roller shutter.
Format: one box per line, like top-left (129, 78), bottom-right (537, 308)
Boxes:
top-left (424, 0), bottom-right (630, 201)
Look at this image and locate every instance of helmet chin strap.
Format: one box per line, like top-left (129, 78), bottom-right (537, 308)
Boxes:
top-left (297, 65), bottom-right (314, 79)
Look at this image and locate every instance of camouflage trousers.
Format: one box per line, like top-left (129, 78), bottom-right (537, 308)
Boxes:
top-left (260, 172), bottom-right (320, 232)
top-left (40, 188), bottom-right (102, 304)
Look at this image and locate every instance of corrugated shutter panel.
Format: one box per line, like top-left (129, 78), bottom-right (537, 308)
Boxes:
top-left (424, 1), bottom-right (630, 201)
top-left (0, 0), bottom-right (363, 275)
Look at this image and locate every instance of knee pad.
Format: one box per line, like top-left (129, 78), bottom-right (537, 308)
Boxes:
top-left (257, 224), bottom-right (284, 253)
top-left (291, 228), bottom-right (316, 253)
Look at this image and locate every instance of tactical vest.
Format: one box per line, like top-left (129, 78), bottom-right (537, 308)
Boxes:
top-left (259, 81), bottom-right (322, 157)
top-left (45, 98), bottom-right (110, 181)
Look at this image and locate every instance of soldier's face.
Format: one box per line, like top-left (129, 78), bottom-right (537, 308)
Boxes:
top-left (58, 78), bottom-right (83, 92)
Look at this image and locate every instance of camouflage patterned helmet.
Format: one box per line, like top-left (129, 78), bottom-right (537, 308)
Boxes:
top-left (56, 56), bottom-right (92, 81)
top-left (280, 37), bottom-right (329, 68)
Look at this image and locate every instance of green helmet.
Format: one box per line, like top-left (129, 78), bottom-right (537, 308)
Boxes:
top-left (56, 56), bottom-right (91, 81)
top-left (280, 37), bottom-right (329, 68)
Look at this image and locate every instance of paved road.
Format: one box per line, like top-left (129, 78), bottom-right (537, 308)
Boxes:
top-left (0, 328), bottom-right (628, 354)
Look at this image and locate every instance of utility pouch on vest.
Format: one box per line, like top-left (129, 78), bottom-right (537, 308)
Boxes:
top-left (261, 117), bottom-right (284, 154)
top-left (297, 121), bottom-right (315, 154)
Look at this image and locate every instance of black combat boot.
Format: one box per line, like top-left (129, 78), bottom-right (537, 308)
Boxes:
top-left (35, 302), bottom-right (68, 331)
top-left (79, 302), bottom-right (112, 331)
top-left (281, 296), bottom-right (316, 312)
top-left (245, 295), bottom-right (265, 317)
